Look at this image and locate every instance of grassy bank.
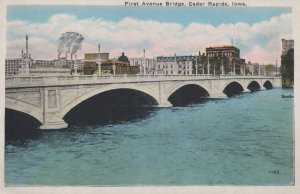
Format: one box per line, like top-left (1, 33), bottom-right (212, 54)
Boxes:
top-left (282, 79), bottom-right (294, 88)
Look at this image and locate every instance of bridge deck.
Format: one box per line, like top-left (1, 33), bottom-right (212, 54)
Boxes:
top-left (5, 75), bottom-right (280, 88)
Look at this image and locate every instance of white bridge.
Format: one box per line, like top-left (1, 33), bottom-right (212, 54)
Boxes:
top-left (5, 75), bottom-right (282, 130)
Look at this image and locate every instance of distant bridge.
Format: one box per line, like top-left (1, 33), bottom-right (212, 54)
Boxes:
top-left (5, 75), bottom-right (282, 129)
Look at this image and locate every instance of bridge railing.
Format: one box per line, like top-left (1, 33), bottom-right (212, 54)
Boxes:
top-left (5, 74), bottom-right (280, 88)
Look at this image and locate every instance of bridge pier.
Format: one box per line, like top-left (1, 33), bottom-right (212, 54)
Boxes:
top-left (157, 100), bottom-right (173, 107)
top-left (209, 92), bottom-right (228, 99)
top-left (244, 89), bottom-right (251, 93)
top-left (40, 119), bottom-right (68, 130)
top-left (40, 115), bottom-right (68, 130)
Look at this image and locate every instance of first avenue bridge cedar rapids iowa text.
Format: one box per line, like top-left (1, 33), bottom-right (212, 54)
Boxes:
top-left (5, 74), bottom-right (281, 130)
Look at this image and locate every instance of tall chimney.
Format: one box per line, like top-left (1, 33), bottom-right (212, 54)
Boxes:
top-left (98, 43), bottom-right (101, 53)
top-left (25, 35), bottom-right (28, 59)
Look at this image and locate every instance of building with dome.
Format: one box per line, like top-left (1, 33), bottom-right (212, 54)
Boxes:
top-left (83, 52), bottom-right (138, 75)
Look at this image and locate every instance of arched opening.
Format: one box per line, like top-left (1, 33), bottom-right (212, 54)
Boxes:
top-left (263, 80), bottom-right (273, 90)
top-left (223, 82), bottom-right (244, 97)
top-left (247, 81), bottom-right (261, 92)
top-left (168, 84), bottom-right (209, 106)
top-left (5, 108), bottom-right (42, 141)
top-left (64, 89), bottom-right (158, 125)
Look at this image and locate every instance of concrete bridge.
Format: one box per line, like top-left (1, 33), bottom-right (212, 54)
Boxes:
top-left (5, 75), bottom-right (281, 130)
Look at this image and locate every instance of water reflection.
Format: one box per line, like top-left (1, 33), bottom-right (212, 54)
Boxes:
top-left (5, 108), bottom-right (42, 142)
top-left (6, 106), bottom-right (156, 142)
top-left (65, 106), bottom-right (157, 126)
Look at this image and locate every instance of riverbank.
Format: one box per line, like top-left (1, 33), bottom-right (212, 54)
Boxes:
top-left (282, 79), bottom-right (294, 88)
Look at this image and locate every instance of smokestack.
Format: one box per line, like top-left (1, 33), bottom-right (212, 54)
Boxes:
top-left (98, 43), bottom-right (100, 53)
top-left (25, 35), bottom-right (28, 59)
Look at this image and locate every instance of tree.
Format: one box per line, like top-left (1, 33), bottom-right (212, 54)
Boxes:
top-left (281, 48), bottom-right (294, 86)
top-left (264, 64), bottom-right (276, 76)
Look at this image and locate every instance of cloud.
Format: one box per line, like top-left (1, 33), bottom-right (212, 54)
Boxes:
top-left (6, 13), bottom-right (292, 64)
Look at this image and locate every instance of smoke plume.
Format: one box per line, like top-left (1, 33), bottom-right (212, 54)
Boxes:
top-left (57, 32), bottom-right (84, 59)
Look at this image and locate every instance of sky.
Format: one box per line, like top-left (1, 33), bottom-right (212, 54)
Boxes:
top-left (6, 5), bottom-right (292, 64)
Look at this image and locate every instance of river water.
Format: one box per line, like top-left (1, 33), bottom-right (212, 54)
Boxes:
top-left (5, 88), bottom-right (294, 185)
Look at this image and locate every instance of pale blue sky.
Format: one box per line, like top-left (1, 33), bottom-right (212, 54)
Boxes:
top-left (7, 5), bottom-right (291, 26)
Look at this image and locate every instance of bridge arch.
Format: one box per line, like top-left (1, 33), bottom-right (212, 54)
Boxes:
top-left (5, 97), bottom-right (43, 124)
top-left (263, 80), bottom-right (273, 89)
top-left (247, 80), bottom-right (261, 92)
top-left (166, 82), bottom-right (211, 100)
top-left (166, 83), bottom-right (210, 106)
top-left (223, 81), bottom-right (244, 97)
top-left (60, 84), bottom-right (160, 118)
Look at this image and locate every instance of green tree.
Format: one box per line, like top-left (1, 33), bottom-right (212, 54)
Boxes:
top-left (262, 64), bottom-right (276, 76)
top-left (281, 48), bottom-right (294, 86)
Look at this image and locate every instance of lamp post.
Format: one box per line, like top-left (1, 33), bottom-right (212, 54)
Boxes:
top-left (24, 57), bottom-right (30, 75)
top-left (74, 53), bottom-right (78, 76)
top-left (220, 51), bottom-right (224, 75)
top-left (276, 60), bottom-right (278, 76)
top-left (202, 55), bottom-right (205, 75)
top-left (195, 55), bottom-right (198, 75)
top-left (207, 58), bottom-right (210, 75)
top-left (97, 43), bottom-right (101, 75)
top-left (113, 62), bottom-right (116, 75)
top-left (143, 49), bottom-right (146, 75)
top-left (233, 59), bottom-right (236, 75)
top-left (96, 57), bottom-right (101, 76)
top-left (213, 61), bottom-right (215, 76)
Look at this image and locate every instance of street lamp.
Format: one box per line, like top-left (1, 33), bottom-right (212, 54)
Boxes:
top-left (213, 60), bottom-right (216, 76)
top-left (219, 51), bottom-right (224, 75)
top-left (143, 49), bottom-right (146, 75)
top-left (201, 54), bottom-right (205, 75)
top-left (97, 43), bottom-right (101, 76)
top-left (276, 60), bottom-right (278, 76)
top-left (195, 55), bottom-right (198, 75)
top-left (233, 59), bottom-right (236, 75)
top-left (96, 56), bottom-right (101, 76)
top-left (207, 58), bottom-right (210, 75)
top-left (112, 62), bottom-right (116, 75)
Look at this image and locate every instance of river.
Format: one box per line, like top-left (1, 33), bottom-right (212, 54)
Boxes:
top-left (5, 88), bottom-right (294, 185)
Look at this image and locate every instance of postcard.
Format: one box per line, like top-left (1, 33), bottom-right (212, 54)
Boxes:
top-left (1, 0), bottom-right (299, 193)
